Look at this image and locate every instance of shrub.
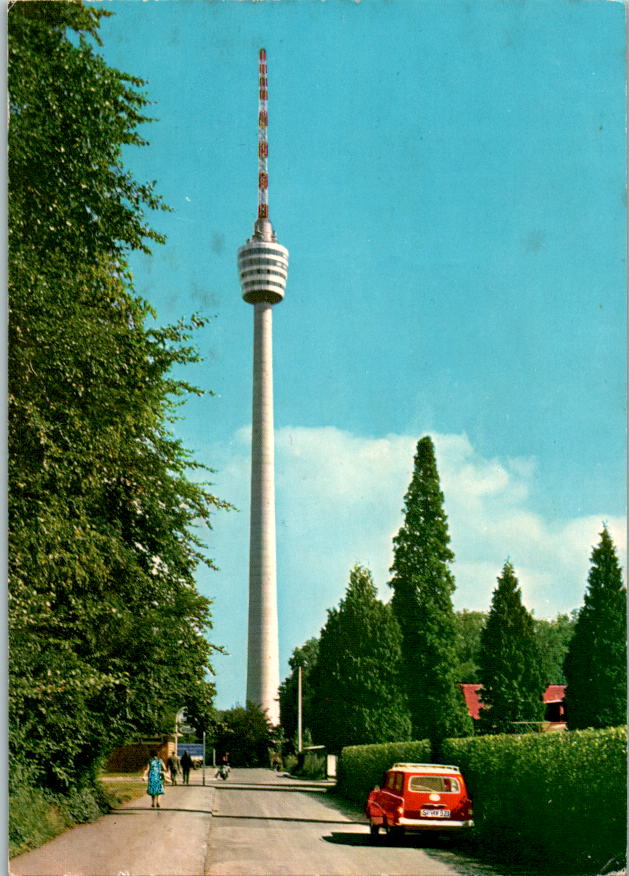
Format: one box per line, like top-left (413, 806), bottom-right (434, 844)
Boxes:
top-left (442, 726), bottom-right (627, 873)
top-left (296, 752), bottom-right (326, 780)
top-left (9, 779), bottom-right (111, 858)
top-left (283, 754), bottom-right (298, 773)
top-left (336, 739), bottom-right (431, 804)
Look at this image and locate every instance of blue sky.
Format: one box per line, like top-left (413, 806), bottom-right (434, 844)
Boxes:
top-left (95, 0), bottom-right (626, 711)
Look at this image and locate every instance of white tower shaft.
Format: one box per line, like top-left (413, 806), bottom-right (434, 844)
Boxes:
top-left (246, 301), bottom-right (280, 723)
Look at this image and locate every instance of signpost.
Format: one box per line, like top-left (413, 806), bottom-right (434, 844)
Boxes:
top-left (202, 731), bottom-right (206, 787)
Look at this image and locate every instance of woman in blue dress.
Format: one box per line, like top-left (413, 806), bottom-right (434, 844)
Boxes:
top-left (143, 750), bottom-right (168, 808)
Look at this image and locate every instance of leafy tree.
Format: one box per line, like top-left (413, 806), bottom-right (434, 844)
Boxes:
top-left (389, 436), bottom-right (473, 745)
top-left (477, 562), bottom-right (545, 733)
top-left (278, 638), bottom-right (319, 747)
top-left (310, 565), bottom-right (412, 753)
top-left (9, 0), bottom-right (227, 794)
top-left (213, 703), bottom-right (275, 767)
top-left (453, 609), bottom-right (576, 686)
top-left (533, 612), bottom-right (577, 685)
top-left (563, 527), bottom-right (627, 729)
top-left (453, 609), bottom-right (487, 683)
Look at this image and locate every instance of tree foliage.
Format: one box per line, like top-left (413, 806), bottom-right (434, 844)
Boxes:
top-left (389, 436), bottom-right (473, 745)
top-left (453, 609), bottom-right (487, 683)
top-left (9, 0), bottom-right (227, 793)
top-left (477, 562), bottom-right (545, 733)
top-left (454, 609), bottom-right (576, 686)
top-left (310, 565), bottom-right (412, 753)
top-left (563, 527), bottom-right (627, 730)
top-left (533, 612), bottom-right (577, 686)
top-left (278, 638), bottom-right (319, 747)
top-left (213, 703), bottom-right (276, 767)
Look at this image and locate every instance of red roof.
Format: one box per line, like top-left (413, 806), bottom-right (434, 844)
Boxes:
top-left (543, 685), bottom-right (566, 703)
top-left (458, 683), bottom-right (566, 720)
top-left (459, 684), bottom-right (483, 720)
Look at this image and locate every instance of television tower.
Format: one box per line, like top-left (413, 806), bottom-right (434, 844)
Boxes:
top-left (237, 49), bottom-right (288, 724)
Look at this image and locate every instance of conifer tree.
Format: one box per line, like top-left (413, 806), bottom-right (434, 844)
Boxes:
top-left (389, 436), bottom-right (472, 745)
top-left (563, 527), bottom-right (627, 729)
top-left (477, 562), bottom-right (545, 733)
top-left (310, 565), bottom-right (411, 753)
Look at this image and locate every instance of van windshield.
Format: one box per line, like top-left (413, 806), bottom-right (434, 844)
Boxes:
top-left (409, 776), bottom-right (460, 793)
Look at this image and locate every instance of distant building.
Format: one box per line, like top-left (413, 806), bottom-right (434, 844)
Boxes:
top-left (458, 683), bottom-right (567, 731)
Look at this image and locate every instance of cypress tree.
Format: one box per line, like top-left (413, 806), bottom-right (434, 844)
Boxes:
top-left (477, 562), bottom-right (545, 733)
top-left (310, 565), bottom-right (412, 753)
top-left (563, 527), bottom-right (627, 729)
top-left (389, 436), bottom-right (473, 745)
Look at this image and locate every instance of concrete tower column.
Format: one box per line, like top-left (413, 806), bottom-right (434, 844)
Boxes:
top-left (237, 49), bottom-right (288, 725)
top-left (247, 301), bottom-right (280, 723)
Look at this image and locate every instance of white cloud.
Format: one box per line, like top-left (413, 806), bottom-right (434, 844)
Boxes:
top-left (205, 425), bottom-right (626, 708)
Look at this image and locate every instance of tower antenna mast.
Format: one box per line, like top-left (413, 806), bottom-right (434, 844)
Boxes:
top-left (258, 48), bottom-right (269, 220)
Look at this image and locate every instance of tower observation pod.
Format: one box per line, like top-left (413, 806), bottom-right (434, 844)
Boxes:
top-left (237, 48), bottom-right (288, 725)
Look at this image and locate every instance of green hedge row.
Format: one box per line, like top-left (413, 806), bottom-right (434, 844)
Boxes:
top-left (336, 739), bottom-right (431, 804)
top-left (441, 726), bottom-right (627, 872)
top-left (337, 727), bottom-right (626, 873)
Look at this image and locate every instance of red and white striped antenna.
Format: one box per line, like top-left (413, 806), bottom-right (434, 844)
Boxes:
top-left (258, 48), bottom-right (269, 220)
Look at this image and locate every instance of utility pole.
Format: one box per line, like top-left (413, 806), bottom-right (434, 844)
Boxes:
top-left (297, 665), bottom-right (303, 754)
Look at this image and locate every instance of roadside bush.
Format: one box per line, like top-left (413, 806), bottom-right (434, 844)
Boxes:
top-left (283, 754), bottom-right (298, 773)
top-left (9, 779), bottom-right (112, 858)
top-left (441, 726), bottom-right (627, 873)
top-left (337, 739), bottom-right (431, 803)
top-left (294, 752), bottom-right (326, 780)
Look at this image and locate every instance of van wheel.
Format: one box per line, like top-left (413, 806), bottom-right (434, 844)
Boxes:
top-left (387, 825), bottom-right (404, 843)
top-left (369, 823), bottom-right (380, 843)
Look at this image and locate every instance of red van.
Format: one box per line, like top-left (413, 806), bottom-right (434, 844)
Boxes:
top-left (365, 762), bottom-right (474, 840)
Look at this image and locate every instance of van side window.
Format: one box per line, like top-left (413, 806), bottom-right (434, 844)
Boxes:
top-left (395, 773), bottom-right (403, 792)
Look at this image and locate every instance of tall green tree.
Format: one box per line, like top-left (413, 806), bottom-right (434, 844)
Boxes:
top-left (477, 562), bottom-right (545, 733)
top-left (310, 565), bottom-right (412, 753)
top-left (9, 0), bottom-right (227, 794)
top-left (279, 638), bottom-right (319, 747)
top-left (389, 436), bottom-right (473, 745)
top-left (563, 527), bottom-right (627, 729)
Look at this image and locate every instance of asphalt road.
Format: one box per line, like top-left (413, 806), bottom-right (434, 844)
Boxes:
top-left (10, 768), bottom-right (475, 876)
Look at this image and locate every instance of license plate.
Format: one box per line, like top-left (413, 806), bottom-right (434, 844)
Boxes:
top-left (421, 809), bottom-right (450, 818)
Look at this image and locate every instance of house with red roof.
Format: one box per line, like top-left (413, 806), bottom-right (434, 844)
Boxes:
top-left (458, 683), bottom-right (567, 730)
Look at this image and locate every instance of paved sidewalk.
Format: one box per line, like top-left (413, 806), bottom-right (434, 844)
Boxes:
top-left (10, 778), bottom-right (215, 876)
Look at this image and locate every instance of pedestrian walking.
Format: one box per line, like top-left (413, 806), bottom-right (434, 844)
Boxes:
top-left (143, 750), bottom-right (168, 808)
top-left (180, 750), bottom-right (193, 785)
top-left (167, 751), bottom-right (181, 785)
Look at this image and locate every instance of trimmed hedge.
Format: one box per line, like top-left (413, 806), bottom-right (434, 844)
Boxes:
top-left (336, 739), bottom-right (431, 804)
top-left (441, 726), bottom-right (627, 873)
top-left (337, 727), bottom-right (626, 873)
